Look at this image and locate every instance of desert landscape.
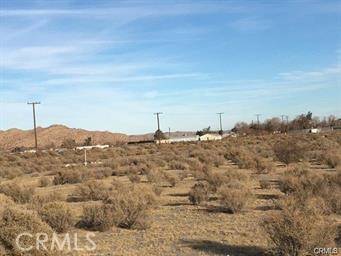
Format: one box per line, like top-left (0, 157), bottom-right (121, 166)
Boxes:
top-left (1, 1), bottom-right (341, 255)
top-left (0, 127), bottom-right (340, 255)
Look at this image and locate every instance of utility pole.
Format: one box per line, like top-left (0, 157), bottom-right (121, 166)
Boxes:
top-left (84, 149), bottom-right (87, 166)
top-left (217, 112), bottom-right (224, 134)
top-left (168, 127), bottom-right (171, 138)
top-left (154, 112), bottom-right (163, 130)
top-left (255, 114), bottom-right (261, 129)
top-left (281, 115), bottom-right (286, 123)
top-left (27, 102), bottom-right (41, 151)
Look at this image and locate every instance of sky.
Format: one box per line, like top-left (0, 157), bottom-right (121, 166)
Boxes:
top-left (0, 0), bottom-right (340, 134)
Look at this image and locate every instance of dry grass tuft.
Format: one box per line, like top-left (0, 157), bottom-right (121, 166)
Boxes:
top-left (39, 202), bottom-right (73, 233)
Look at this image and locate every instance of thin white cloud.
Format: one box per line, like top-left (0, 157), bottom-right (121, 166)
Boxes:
top-left (230, 17), bottom-right (271, 32)
top-left (0, 3), bottom-right (245, 18)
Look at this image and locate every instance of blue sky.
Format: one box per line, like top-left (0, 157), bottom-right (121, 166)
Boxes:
top-left (0, 0), bottom-right (340, 134)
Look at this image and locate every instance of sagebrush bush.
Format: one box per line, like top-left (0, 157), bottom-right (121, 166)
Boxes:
top-left (80, 184), bottom-right (156, 231)
top-left (79, 204), bottom-right (113, 232)
top-left (321, 150), bottom-right (341, 168)
top-left (0, 182), bottom-right (35, 203)
top-left (0, 206), bottom-right (54, 256)
top-left (278, 165), bottom-right (341, 213)
top-left (104, 185), bottom-right (156, 230)
top-left (39, 202), bottom-right (73, 233)
top-left (38, 176), bottom-right (51, 187)
top-left (218, 181), bottom-right (252, 213)
top-left (0, 194), bottom-right (15, 212)
top-left (274, 140), bottom-right (305, 165)
top-left (188, 182), bottom-right (209, 205)
top-left (254, 157), bottom-right (274, 174)
top-left (128, 173), bottom-right (141, 183)
top-left (262, 196), bottom-right (336, 256)
top-left (146, 169), bottom-right (164, 184)
top-left (70, 180), bottom-right (111, 202)
top-left (259, 179), bottom-right (271, 189)
top-left (163, 172), bottom-right (178, 187)
top-left (53, 169), bottom-right (86, 185)
top-left (31, 193), bottom-right (65, 210)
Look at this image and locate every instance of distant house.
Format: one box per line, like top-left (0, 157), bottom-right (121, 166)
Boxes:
top-left (199, 134), bottom-right (222, 141)
top-left (155, 135), bottom-right (199, 144)
top-left (309, 128), bottom-right (321, 134)
top-left (76, 144), bottom-right (110, 150)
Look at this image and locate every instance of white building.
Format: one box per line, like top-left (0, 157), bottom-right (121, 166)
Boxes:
top-left (76, 144), bottom-right (110, 150)
top-left (199, 134), bottom-right (222, 141)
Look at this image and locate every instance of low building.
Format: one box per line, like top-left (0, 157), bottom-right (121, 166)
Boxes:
top-left (309, 128), bottom-right (321, 134)
top-left (76, 144), bottom-right (110, 150)
top-left (199, 133), bottom-right (222, 141)
top-left (156, 135), bottom-right (199, 144)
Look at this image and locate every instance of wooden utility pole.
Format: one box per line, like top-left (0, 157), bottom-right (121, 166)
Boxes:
top-left (27, 102), bottom-right (41, 151)
top-left (154, 112), bottom-right (163, 130)
top-left (255, 114), bottom-right (261, 129)
top-left (217, 112), bottom-right (224, 133)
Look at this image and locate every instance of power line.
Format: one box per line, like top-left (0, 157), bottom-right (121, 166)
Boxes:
top-left (27, 101), bottom-right (41, 151)
top-left (153, 112), bottom-right (163, 131)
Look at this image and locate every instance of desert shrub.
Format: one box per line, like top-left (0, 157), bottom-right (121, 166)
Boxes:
top-left (168, 160), bottom-right (188, 170)
top-left (92, 167), bottom-right (113, 179)
top-left (70, 180), bottom-right (111, 202)
top-left (146, 169), bottom-right (164, 184)
top-left (262, 196), bottom-right (336, 256)
top-left (259, 179), bottom-right (271, 189)
top-left (319, 186), bottom-right (341, 214)
top-left (279, 165), bottom-right (323, 197)
top-left (226, 149), bottom-right (257, 169)
top-left (274, 140), bottom-right (305, 165)
top-left (53, 169), bottom-right (86, 185)
top-left (0, 167), bottom-right (23, 180)
top-left (31, 193), bottom-right (65, 209)
top-left (205, 171), bottom-right (229, 192)
top-left (39, 202), bottom-right (73, 233)
top-left (79, 204), bottom-right (113, 232)
top-left (38, 176), bottom-right (51, 187)
top-left (187, 158), bottom-right (204, 172)
top-left (189, 182), bottom-right (209, 205)
top-left (0, 194), bottom-right (15, 207)
top-left (0, 206), bottom-right (54, 256)
top-left (104, 185), bottom-right (156, 230)
top-left (152, 184), bottom-right (163, 196)
top-left (218, 181), bottom-right (252, 213)
top-left (279, 166), bottom-right (341, 214)
top-left (320, 150), bottom-right (341, 168)
top-left (254, 157), bottom-right (274, 174)
top-left (0, 182), bottom-right (35, 203)
top-left (128, 173), bottom-right (141, 183)
top-left (163, 173), bottom-right (178, 187)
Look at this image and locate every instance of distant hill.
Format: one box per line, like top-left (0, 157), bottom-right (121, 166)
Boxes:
top-left (0, 125), bottom-right (129, 150)
top-left (0, 125), bottom-right (200, 150)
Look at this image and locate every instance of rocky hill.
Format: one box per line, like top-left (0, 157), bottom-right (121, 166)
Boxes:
top-left (0, 125), bottom-right (129, 150)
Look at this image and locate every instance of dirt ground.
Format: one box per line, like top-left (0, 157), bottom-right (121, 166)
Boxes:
top-left (5, 159), bottom-right (338, 256)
